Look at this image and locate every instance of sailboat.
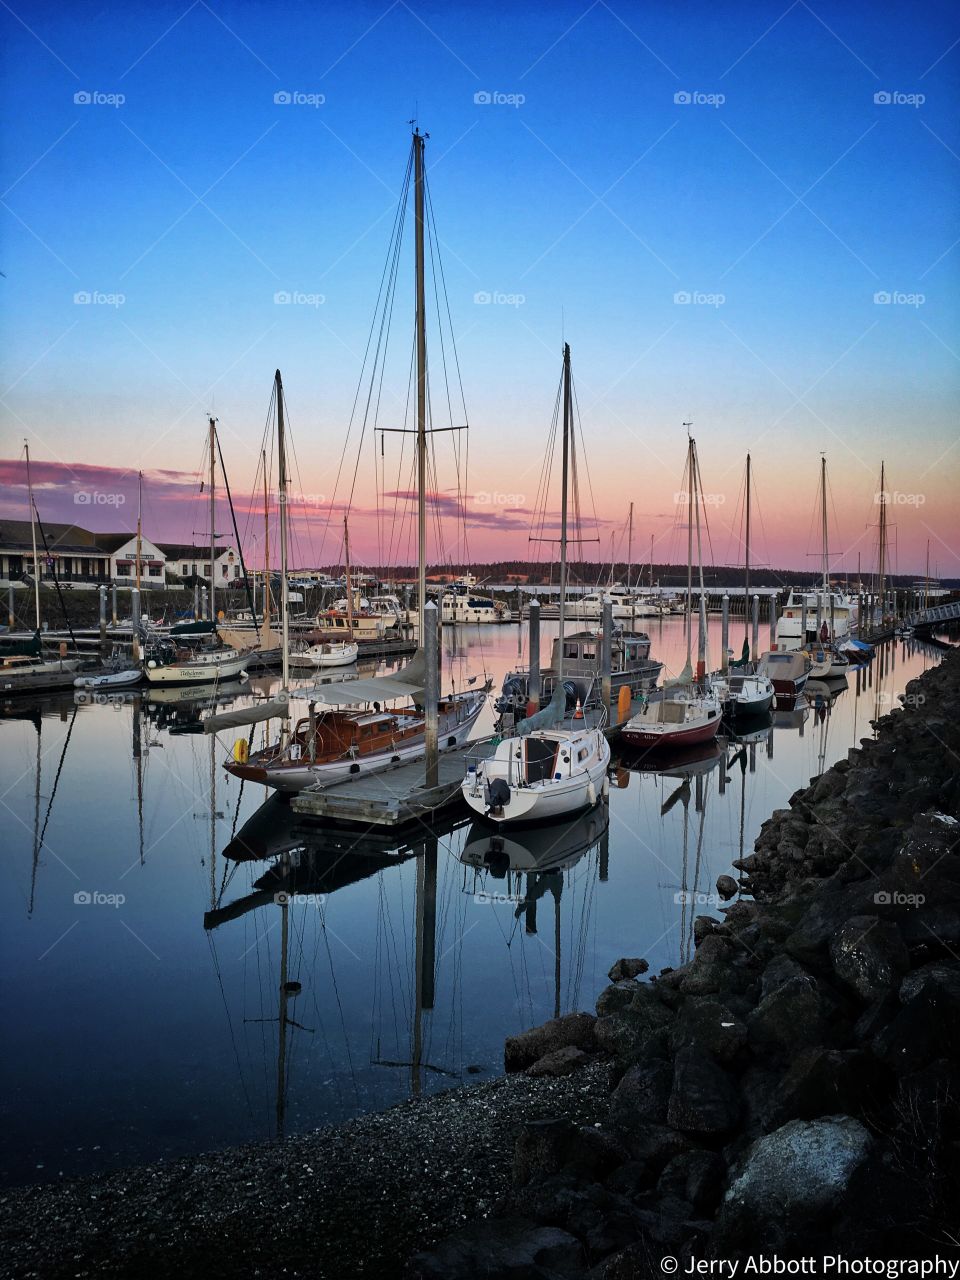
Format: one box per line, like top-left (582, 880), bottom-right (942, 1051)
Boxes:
top-left (462, 343), bottom-right (611, 824)
top-left (2, 444), bottom-right (83, 694)
top-left (212, 132), bottom-right (487, 790)
top-left (800, 457), bottom-right (849, 678)
top-left (621, 433), bottom-right (721, 750)
top-left (290, 519), bottom-right (360, 667)
top-left (145, 419), bottom-right (249, 685)
top-left (709, 455), bottom-right (774, 717)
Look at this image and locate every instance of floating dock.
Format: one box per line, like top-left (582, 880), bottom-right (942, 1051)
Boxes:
top-left (291, 738), bottom-right (498, 828)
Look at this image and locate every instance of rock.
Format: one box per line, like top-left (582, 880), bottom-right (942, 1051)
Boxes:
top-left (669, 998), bottom-right (747, 1065)
top-left (679, 962), bottom-right (726, 996)
top-left (666, 1046), bottom-right (740, 1137)
top-left (525, 1046), bottom-right (590, 1078)
top-left (562, 1126), bottom-right (630, 1182)
top-left (607, 957), bottom-right (649, 982)
top-left (829, 916), bottom-right (909, 1001)
top-left (504, 1012), bottom-right (596, 1072)
top-left (721, 1116), bottom-right (873, 1234)
top-left (899, 962), bottom-right (960, 1004)
top-left (596, 982), bottom-right (640, 1017)
top-left (658, 1150), bottom-right (726, 1212)
top-left (408, 1217), bottom-right (583, 1279)
top-left (748, 973), bottom-right (831, 1053)
top-left (608, 1061), bottom-right (672, 1131)
top-left (693, 915), bottom-right (721, 945)
top-left (760, 954), bottom-right (811, 1001)
top-left (766, 1048), bottom-right (882, 1127)
top-left (716, 875), bottom-right (739, 901)
top-left (872, 964), bottom-right (960, 1073)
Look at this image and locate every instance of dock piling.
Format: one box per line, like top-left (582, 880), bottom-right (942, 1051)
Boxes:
top-left (98, 585), bottom-right (107, 652)
top-left (721, 594), bottom-right (729, 671)
top-left (424, 600), bottom-right (438, 788)
top-left (601, 595), bottom-right (612, 718)
top-left (751, 593), bottom-right (760, 661)
top-left (111, 582), bottom-right (118, 626)
top-left (529, 597), bottom-right (541, 710)
top-left (130, 587), bottom-right (141, 661)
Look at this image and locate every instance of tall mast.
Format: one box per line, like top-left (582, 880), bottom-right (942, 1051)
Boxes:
top-left (262, 449), bottom-right (271, 633)
top-left (344, 516), bottom-right (354, 633)
top-left (557, 342), bottom-right (571, 684)
top-left (885, 460), bottom-right (890, 619)
top-left (626, 502), bottom-right (633, 592)
top-left (744, 453), bottom-right (751, 643)
top-left (208, 417), bottom-right (217, 621)
top-left (414, 129), bottom-right (427, 643)
top-left (924, 538), bottom-right (930, 611)
top-left (135, 471), bottom-right (143, 591)
top-left (276, 371), bottom-right (290, 689)
top-left (685, 429), bottom-right (693, 669)
top-left (24, 441), bottom-right (40, 631)
top-left (820, 454), bottom-right (828, 592)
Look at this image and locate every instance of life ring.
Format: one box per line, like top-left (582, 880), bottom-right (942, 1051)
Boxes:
top-left (233, 739), bottom-right (249, 764)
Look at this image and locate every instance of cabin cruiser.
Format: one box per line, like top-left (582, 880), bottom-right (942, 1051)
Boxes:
top-left (775, 589), bottom-right (857, 646)
top-left (756, 649), bottom-right (811, 697)
top-left (495, 628), bottom-right (662, 725)
top-left (568, 585), bottom-right (658, 620)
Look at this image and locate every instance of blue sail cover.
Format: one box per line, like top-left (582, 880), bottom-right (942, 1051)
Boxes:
top-left (514, 682), bottom-right (566, 736)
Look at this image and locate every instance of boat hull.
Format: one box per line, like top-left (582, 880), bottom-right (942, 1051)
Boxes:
top-left (620, 717), bottom-right (721, 749)
top-left (144, 653), bottom-right (248, 684)
top-left (461, 732), bottom-right (610, 825)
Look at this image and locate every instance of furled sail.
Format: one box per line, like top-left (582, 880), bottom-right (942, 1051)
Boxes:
top-left (663, 660), bottom-right (694, 688)
top-left (203, 698), bottom-right (291, 733)
top-left (514, 682), bottom-right (565, 736)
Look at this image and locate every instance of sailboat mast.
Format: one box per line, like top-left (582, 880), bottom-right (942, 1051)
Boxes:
top-left (24, 441), bottom-right (40, 631)
top-left (276, 371), bottom-right (290, 689)
top-left (208, 418), bottom-right (217, 622)
top-left (627, 502), bottom-right (633, 592)
top-left (414, 129), bottom-right (427, 643)
top-left (344, 516), bottom-right (354, 632)
top-left (557, 342), bottom-right (571, 683)
top-left (924, 538), bottom-right (930, 611)
top-left (262, 449), bottom-right (271, 633)
top-left (685, 431), bottom-right (693, 669)
top-left (136, 471), bottom-right (143, 591)
top-left (820, 454), bottom-right (828, 592)
top-left (878, 460), bottom-right (887, 617)
top-left (744, 453), bottom-right (751, 642)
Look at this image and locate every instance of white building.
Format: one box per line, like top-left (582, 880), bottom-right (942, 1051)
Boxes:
top-left (157, 543), bottom-right (242, 585)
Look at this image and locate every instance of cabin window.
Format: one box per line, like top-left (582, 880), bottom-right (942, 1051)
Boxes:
top-left (577, 747), bottom-right (588, 762)
top-left (563, 643), bottom-right (579, 659)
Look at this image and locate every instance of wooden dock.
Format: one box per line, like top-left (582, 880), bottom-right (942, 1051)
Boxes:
top-left (291, 738), bottom-right (497, 828)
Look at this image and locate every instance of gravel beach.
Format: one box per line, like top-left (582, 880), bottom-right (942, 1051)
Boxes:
top-left (0, 1064), bottom-right (608, 1280)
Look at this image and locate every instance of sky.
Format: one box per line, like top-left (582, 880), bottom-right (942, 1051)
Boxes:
top-left (1, 0), bottom-right (958, 579)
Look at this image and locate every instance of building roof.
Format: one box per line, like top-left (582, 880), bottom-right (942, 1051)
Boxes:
top-left (0, 519), bottom-right (116, 554)
top-left (157, 543), bottom-right (235, 559)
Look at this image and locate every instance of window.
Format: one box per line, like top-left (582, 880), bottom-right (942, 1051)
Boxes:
top-left (581, 645), bottom-right (596, 660)
top-left (117, 563), bottom-right (131, 577)
top-left (563, 643), bottom-right (579, 660)
top-left (234, 565), bottom-right (241, 578)
top-left (221, 564), bottom-right (228, 578)
top-left (149, 564), bottom-right (161, 578)
top-left (182, 563), bottom-right (188, 575)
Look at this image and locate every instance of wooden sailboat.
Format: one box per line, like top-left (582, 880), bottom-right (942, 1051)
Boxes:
top-left (291, 520), bottom-right (360, 667)
top-left (215, 132), bottom-right (486, 790)
top-left (462, 343), bottom-right (611, 824)
top-left (621, 433), bottom-right (721, 749)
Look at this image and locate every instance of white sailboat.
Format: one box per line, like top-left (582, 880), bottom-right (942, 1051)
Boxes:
top-left (462, 343), bottom-right (611, 824)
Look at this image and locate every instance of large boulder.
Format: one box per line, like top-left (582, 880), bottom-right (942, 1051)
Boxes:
top-left (608, 1061), bottom-right (672, 1132)
top-left (669, 998), bottom-right (747, 1065)
top-left (525, 1046), bottom-right (590, 1078)
top-left (747, 972), bottom-right (832, 1053)
top-left (504, 1012), bottom-right (596, 1072)
top-left (666, 1046), bottom-right (740, 1137)
top-left (829, 916), bottom-right (909, 1001)
top-left (607, 957), bottom-right (649, 981)
top-left (720, 1116), bottom-right (873, 1238)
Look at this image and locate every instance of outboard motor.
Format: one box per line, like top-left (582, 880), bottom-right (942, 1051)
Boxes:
top-left (486, 777), bottom-right (511, 818)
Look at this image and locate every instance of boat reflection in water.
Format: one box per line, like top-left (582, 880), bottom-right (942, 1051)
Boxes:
top-left (459, 803), bottom-right (610, 1018)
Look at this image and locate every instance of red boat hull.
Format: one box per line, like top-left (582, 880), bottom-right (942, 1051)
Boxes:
top-left (620, 717), bottom-right (721, 750)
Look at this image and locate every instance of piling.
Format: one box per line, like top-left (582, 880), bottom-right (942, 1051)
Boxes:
top-left (98, 584), bottom-right (107, 652)
top-left (601, 596), bottom-right (613, 719)
top-left (424, 600), bottom-right (438, 788)
top-left (769, 592), bottom-right (777, 647)
top-left (7, 583), bottom-right (14, 630)
top-left (801, 595), bottom-right (808, 645)
top-left (528, 597), bottom-right (541, 711)
top-left (201, 588), bottom-right (208, 621)
top-left (751, 594), bottom-right (760, 661)
top-left (721, 595), bottom-right (729, 671)
top-left (193, 582), bottom-right (200, 621)
top-left (130, 587), bottom-right (141, 662)
top-left (111, 582), bottom-right (118, 626)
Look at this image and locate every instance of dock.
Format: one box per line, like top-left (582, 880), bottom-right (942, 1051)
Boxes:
top-left (291, 738), bottom-right (497, 828)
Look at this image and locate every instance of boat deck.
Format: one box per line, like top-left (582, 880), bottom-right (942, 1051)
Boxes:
top-left (291, 738), bottom-right (499, 827)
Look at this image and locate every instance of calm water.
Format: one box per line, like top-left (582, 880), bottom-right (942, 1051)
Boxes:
top-left (0, 619), bottom-right (945, 1186)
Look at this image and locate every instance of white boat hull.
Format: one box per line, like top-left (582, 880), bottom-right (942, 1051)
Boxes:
top-left (144, 651), bottom-right (248, 685)
top-left (462, 729), bottom-right (611, 824)
top-left (75, 668), bottom-right (143, 689)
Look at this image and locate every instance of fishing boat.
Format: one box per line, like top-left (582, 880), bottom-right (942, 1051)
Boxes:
top-left (462, 343), bottom-right (611, 826)
top-left (621, 432), bottom-right (721, 752)
top-left (708, 456), bottom-right (774, 717)
top-left (495, 627), bottom-right (662, 722)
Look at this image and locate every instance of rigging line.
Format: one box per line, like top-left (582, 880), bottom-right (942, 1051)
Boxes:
top-left (206, 931), bottom-right (258, 1127)
top-left (37, 704), bottom-right (78, 852)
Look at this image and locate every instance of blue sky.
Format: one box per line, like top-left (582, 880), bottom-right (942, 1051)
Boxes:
top-left (1, 0), bottom-right (958, 573)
